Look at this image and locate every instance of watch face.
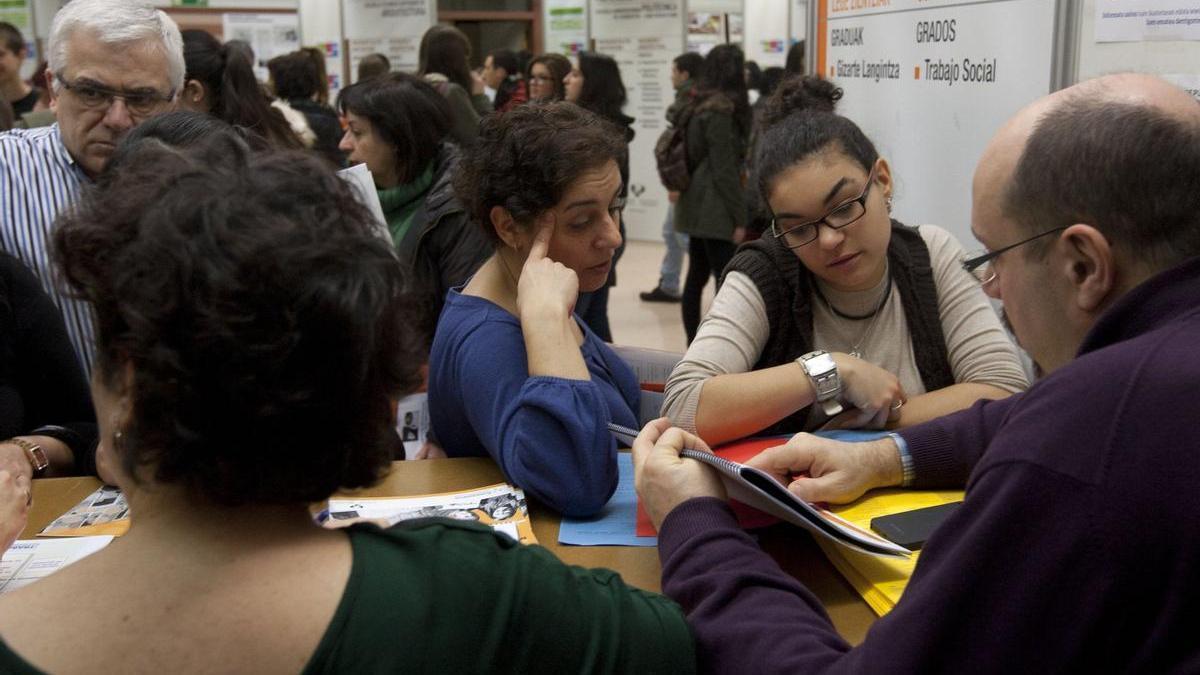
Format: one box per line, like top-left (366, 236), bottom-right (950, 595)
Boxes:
top-left (806, 353), bottom-right (837, 374)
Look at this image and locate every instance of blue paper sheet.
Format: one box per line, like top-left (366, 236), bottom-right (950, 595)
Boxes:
top-left (558, 453), bottom-right (657, 547)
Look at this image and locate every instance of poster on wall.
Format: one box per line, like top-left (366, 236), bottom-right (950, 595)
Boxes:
top-left (222, 13), bottom-right (301, 82)
top-left (545, 0), bottom-right (587, 55)
top-left (746, 0), bottom-right (790, 67)
top-left (687, 12), bottom-right (725, 55)
top-left (590, 0), bottom-right (684, 241)
top-left (817, 0), bottom-right (1055, 248)
top-left (343, 0), bottom-right (433, 81)
top-left (317, 40), bottom-right (344, 100)
top-left (1095, 0), bottom-right (1200, 42)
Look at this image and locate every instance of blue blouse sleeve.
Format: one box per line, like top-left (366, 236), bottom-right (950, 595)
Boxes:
top-left (454, 321), bottom-right (619, 517)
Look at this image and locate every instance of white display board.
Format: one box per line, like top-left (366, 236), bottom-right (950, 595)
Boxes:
top-left (544, 0), bottom-right (588, 55)
top-left (745, 0), bottom-right (789, 67)
top-left (298, 0), bottom-right (345, 99)
top-left (590, 0), bottom-right (685, 242)
top-left (342, 0), bottom-right (433, 81)
top-left (1094, 0), bottom-right (1200, 41)
top-left (1076, 0), bottom-right (1200, 90)
top-left (222, 12), bottom-right (301, 82)
top-left (818, 0), bottom-right (1056, 248)
top-left (792, 0), bottom-right (809, 53)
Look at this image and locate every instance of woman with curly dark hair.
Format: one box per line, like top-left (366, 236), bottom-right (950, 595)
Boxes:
top-left (0, 131), bottom-right (694, 672)
top-left (428, 102), bottom-right (634, 517)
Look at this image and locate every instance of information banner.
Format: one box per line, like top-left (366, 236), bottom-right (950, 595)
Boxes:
top-left (222, 13), bottom-right (301, 82)
top-left (545, 0), bottom-right (587, 55)
top-left (590, 0), bottom-right (684, 241)
top-left (817, 0), bottom-right (1055, 247)
top-left (343, 0), bottom-right (433, 80)
top-left (1095, 0), bottom-right (1200, 42)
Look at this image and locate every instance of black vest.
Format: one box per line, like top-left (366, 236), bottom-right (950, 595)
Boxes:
top-left (724, 220), bottom-right (955, 434)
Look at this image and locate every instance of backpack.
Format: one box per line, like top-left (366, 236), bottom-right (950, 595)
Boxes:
top-left (654, 101), bottom-right (697, 192)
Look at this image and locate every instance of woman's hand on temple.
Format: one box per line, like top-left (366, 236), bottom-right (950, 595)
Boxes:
top-left (517, 218), bottom-right (579, 324)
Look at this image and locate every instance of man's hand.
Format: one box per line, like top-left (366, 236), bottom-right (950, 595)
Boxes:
top-left (0, 443), bottom-right (33, 484)
top-left (745, 434), bottom-right (903, 504)
top-left (0, 469), bottom-right (30, 551)
top-left (632, 418), bottom-right (726, 530)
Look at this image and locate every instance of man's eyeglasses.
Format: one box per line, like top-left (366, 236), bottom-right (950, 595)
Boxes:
top-left (770, 166), bottom-right (877, 249)
top-left (960, 226), bottom-right (1067, 285)
top-left (56, 75), bottom-right (175, 117)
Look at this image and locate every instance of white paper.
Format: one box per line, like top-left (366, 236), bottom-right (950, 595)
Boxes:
top-left (222, 13), bottom-right (301, 82)
top-left (321, 483), bottom-right (532, 543)
top-left (337, 163), bottom-right (391, 243)
top-left (1163, 72), bottom-right (1200, 100)
top-left (0, 536), bottom-right (114, 594)
top-left (1095, 0), bottom-right (1200, 43)
top-left (40, 486), bottom-right (128, 535)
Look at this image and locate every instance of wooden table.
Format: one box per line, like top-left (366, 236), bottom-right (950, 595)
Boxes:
top-left (22, 457), bottom-right (878, 644)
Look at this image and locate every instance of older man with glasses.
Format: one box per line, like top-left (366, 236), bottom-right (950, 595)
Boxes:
top-left (634, 73), bottom-right (1200, 671)
top-left (0, 0), bottom-right (183, 378)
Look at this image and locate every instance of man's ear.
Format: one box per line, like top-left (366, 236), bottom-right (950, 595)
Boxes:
top-left (490, 206), bottom-right (524, 250)
top-left (46, 67), bottom-right (58, 113)
top-left (1057, 223), bottom-right (1116, 313)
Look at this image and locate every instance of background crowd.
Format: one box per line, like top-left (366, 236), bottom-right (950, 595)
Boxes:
top-left (0, 1), bottom-right (1198, 672)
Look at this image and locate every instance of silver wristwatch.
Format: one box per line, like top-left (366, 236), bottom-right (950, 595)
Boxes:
top-left (798, 350), bottom-right (844, 417)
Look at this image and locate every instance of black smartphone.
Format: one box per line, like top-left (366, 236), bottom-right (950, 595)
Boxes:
top-left (869, 502), bottom-right (962, 550)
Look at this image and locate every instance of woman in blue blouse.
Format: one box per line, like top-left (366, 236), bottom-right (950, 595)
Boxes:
top-left (428, 102), bottom-right (637, 517)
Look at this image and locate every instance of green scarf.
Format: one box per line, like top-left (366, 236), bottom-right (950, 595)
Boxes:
top-left (377, 163), bottom-right (435, 247)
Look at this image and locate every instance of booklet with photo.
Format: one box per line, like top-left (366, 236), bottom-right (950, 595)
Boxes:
top-left (39, 486), bottom-right (130, 538)
top-left (1, 536), bottom-right (114, 594)
top-left (317, 483), bottom-right (537, 545)
top-left (678, 448), bottom-right (911, 558)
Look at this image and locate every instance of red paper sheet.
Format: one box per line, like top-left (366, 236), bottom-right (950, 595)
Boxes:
top-left (636, 436), bottom-right (791, 537)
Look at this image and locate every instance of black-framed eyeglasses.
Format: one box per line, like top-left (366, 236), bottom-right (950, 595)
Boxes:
top-left (960, 226), bottom-right (1067, 285)
top-left (770, 166), bottom-right (877, 249)
top-left (56, 74), bottom-right (175, 117)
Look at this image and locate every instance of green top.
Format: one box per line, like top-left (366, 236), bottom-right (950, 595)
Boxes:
top-left (379, 163), bottom-right (435, 248)
top-left (0, 521), bottom-right (696, 674)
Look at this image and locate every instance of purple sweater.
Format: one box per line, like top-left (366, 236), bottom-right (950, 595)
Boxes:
top-left (658, 257), bottom-right (1200, 673)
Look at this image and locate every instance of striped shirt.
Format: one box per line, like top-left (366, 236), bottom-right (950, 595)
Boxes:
top-left (0, 123), bottom-right (93, 375)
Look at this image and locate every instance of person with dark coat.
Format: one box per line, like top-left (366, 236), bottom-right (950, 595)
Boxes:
top-left (564, 51), bottom-right (634, 342)
top-left (268, 50), bottom-right (345, 167)
top-left (338, 73), bottom-right (489, 345)
top-left (675, 45), bottom-right (752, 344)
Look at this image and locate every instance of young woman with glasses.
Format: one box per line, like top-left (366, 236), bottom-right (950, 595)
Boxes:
top-left (661, 93), bottom-right (1029, 445)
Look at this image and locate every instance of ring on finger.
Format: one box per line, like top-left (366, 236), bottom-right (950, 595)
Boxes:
top-left (890, 399), bottom-right (906, 411)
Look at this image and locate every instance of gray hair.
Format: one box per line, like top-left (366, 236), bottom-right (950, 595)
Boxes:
top-left (48, 0), bottom-right (185, 94)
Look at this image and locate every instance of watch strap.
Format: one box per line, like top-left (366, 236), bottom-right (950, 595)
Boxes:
top-left (5, 437), bottom-right (49, 477)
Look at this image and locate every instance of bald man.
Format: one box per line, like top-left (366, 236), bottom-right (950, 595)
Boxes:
top-left (634, 74), bottom-right (1200, 671)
